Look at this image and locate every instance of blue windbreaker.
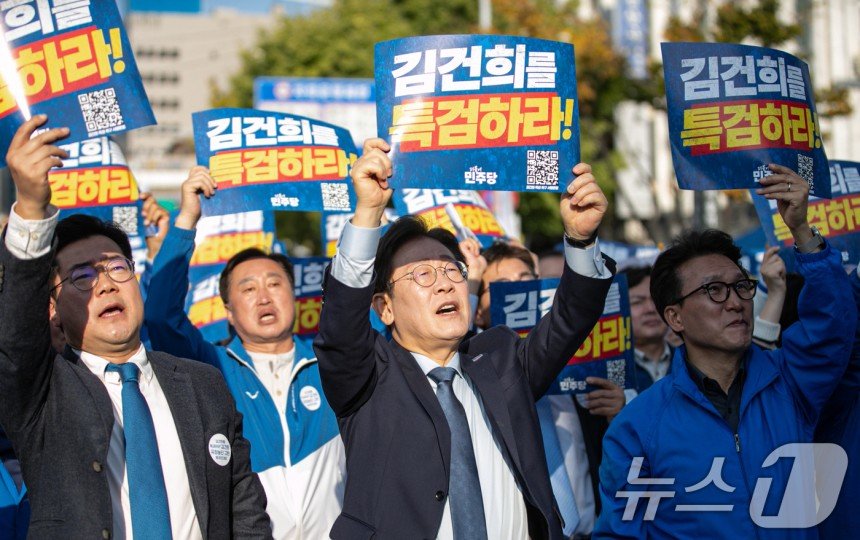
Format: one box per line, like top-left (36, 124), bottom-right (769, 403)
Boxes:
top-left (594, 244), bottom-right (856, 539)
top-left (144, 227), bottom-right (343, 539)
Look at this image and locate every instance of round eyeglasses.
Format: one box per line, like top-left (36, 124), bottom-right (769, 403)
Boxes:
top-left (53, 257), bottom-right (136, 292)
top-left (388, 261), bottom-right (468, 289)
top-left (674, 278), bottom-right (759, 305)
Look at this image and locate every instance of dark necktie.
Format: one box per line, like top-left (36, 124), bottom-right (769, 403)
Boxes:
top-left (428, 366), bottom-right (488, 539)
top-left (105, 362), bottom-right (172, 539)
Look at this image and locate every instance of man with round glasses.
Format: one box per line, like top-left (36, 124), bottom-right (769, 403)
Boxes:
top-left (595, 165), bottom-right (858, 539)
top-left (314, 138), bottom-right (616, 539)
top-left (0, 116), bottom-right (270, 539)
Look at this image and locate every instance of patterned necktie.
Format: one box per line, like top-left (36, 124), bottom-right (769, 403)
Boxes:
top-left (536, 397), bottom-right (581, 536)
top-left (105, 362), bottom-right (172, 540)
top-left (428, 367), bottom-right (488, 540)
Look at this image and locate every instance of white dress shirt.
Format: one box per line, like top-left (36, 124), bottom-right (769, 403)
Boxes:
top-left (543, 394), bottom-right (597, 535)
top-left (329, 220), bottom-right (611, 538)
top-left (5, 204), bottom-right (202, 540)
top-left (633, 343), bottom-right (672, 383)
top-left (413, 352), bottom-right (528, 540)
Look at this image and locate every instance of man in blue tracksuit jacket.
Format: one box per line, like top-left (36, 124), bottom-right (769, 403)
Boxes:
top-left (594, 165), bottom-right (857, 539)
top-left (815, 266), bottom-right (860, 537)
top-left (144, 168), bottom-right (343, 539)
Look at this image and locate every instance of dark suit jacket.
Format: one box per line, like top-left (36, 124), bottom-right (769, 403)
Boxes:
top-left (0, 241), bottom-right (271, 539)
top-left (313, 261), bottom-right (614, 539)
top-left (573, 398), bottom-right (609, 517)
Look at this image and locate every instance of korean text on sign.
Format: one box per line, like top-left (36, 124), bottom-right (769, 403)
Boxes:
top-left (393, 188), bottom-right (506, 249)
top-left (190, 211), bottom-right (276, 268)
top-left (291, 257), bottom-right (329, 336)
top-left (0, 0), bottom-right (154, 167)
top-left (193, 108), bottom-right (358, 216)
top-left (662, 42), bottom-right (830, 198)
top-left (752, 160), bottom-right (860, 266)
top-left (488, 275), bottom-right (636, 394)
top-left (376, 35), bottom-right (580, 193)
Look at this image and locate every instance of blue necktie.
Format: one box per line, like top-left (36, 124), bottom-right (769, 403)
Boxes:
top-left (536, 397), bottom-right (580, 536)
top-left (428, 367), bottom-right (488, 540)
top-left (105, 362), bottom-right (172, 540)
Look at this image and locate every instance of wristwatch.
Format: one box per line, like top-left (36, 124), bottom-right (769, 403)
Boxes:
top-left (795, 226), bottom-right (825, 253)
top-left (564, 229), bottom-right (599, 249)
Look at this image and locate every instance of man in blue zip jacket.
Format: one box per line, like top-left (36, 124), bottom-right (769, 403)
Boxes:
top-left (594, 164), bottom-right (857, 539)
top-left (144, 168), bottom-right (343, 539)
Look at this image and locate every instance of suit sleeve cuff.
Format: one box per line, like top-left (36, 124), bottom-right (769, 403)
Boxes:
top-left (563, 237), bottom-right (612, 279)
top-left (5, 203), bottom-right (58, 259)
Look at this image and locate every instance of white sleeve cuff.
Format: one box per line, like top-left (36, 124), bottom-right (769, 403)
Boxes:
top-left (753, 317), bottom-right (781, 343)
top-left (563, 237), bottom-right (613, 279)
top-left (4, 203), bottom-right (58, 259)
top-left (330, 220), bottom-right (383, 288)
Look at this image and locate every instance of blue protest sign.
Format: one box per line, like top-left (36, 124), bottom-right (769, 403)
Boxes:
top-left (0, 0), bottom-right (154, 166)
top-left (292, 256), bottom-right (329, 337)
top-left (50, 136), bottom-right (144, 237)
top-left (192, 108), bottom-right (358, 216)
top-left (662, 42), bottom-right (830, 197)
top-left (321, 209), bottom-right (398, 257)
top-left (185, 210), bottom-right (278, 342)
top-left (489, 275), bottom-right (636, 395)
top-left (752, 160), bottom-right (860, 266)
top-left (375, 35), bottom-right (579, 192)
top-left (392, 189), bottom-right (506, 248)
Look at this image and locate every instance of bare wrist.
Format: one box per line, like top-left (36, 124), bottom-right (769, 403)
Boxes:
top-left (174, 211), bottom-right (199, 231)
top-left (352, 206), bottom-right (385, 229)
top-left (14, 200), bottom-right (50, 220)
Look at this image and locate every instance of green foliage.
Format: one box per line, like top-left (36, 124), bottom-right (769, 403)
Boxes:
top-left (714, 0), bottom-right (801, 47)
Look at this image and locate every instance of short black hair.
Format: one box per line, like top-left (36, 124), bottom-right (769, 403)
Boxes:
top-left (479, 241), bottom-right (536, 295)
top-left (620, 265), bottom-right (652, 289)
top-left (54, 214), bottom-right (133, 266)
top-left (650, 229), bottom-right (744, 323)
top-left (374, 215), bottom-right (464, 294)
top-left (219, 248), bottom-right (295, 304)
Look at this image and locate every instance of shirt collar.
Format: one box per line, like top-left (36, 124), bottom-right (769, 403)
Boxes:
top-left (685, 356), bottom-right (747, 395)
top-left (76, 344), bottom-right (151, 385)
top-left (412, 352), bottom-right (462, 379)
top-left (634, 343), bottom-right (672, 365)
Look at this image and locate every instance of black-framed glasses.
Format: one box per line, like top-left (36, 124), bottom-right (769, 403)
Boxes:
top-left (53, 257), bottom-right (136, 292)
top-left (388, 261), bottom-right (468, 289)
top-left (674, 278), bottom-right (759, 305)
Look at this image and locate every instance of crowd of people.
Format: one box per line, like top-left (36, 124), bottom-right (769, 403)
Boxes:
top-left (0, 113), bottom-right (857, 540)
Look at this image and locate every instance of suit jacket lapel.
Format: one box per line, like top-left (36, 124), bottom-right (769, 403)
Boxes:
top-left (390, 341), bottom-right (451, 478)
top-left (62, 346), bottom-right (114, 448)
top-left (149, 353), bottom-right (209, 535)
top-left (460, 353), bottom-right (524, 474)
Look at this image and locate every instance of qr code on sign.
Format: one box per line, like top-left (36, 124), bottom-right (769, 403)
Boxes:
top-left (321, 183), bottom-right (350, 211)
top-left (112, 206), bottom-right (139, 237)
top-left (79, 88), bottom-right (126, 135)
top-left (526, 150), bottom-right (559, 188)
top-left (798, 155), bottom-right (814, 193)
top-left (606, 359), bottom-right (626, 389)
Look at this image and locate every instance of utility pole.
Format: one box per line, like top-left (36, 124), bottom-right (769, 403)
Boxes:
top-left (479, 0), bottom-right (492, 31)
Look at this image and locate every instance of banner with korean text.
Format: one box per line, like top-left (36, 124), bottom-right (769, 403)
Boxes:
top-left (375, 35), bottom-right (579, 192)
top-left (393, 188), bottom-right (506, 248)
top-left (185, 211), bottom-right (278, 342)
top-left (0, 0), bottom-right (154, 166)
top-left (320, 209), bottom-right (398, 257)
top-left (291, 257), bottom-right (328, 337)
top-left (752, 160), bottom-right (860, 266)
top-left (192, 108), bottom-right (358, 216)
top-left (49, 136), bottom-right (143, 237)
top-left (489, 275), bottom-right (635, 395)
top-left (662, 42), bottom-right (830, 197)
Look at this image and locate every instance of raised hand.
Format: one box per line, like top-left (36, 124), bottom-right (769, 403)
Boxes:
top-left (351, 138), bottom-right (393, 228)
top-left (584, 376), bottom-right (625, 421)
top-left (459, 238), bottom-right (487, 296)
top-left (174, 166), bottom-right (217, 230)
top-left (6, 115), bottom-right (69, 219)
top-left (755, 164), bottom-right (812, 244)
top-left (141, 192), bottom-right (171, 260)
top-left (560, 163), bottom-right (608, 243)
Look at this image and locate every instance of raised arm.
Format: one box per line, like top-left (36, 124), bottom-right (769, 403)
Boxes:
top-left (0, 115), bottom-right (69, 433)
top-left (144, 168), bottom-right (223, 367)
top-left (314, 139), bottom-right (392, 416)
top-left (518, 163), bottom-right (615, 397)
top-left (757, 164), bottom-right (857, 422)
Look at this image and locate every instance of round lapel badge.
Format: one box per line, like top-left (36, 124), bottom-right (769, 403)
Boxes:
top-left (208, 433), bottom-right (231, 466)
top-left (299, 386), bottom-right (322, 411)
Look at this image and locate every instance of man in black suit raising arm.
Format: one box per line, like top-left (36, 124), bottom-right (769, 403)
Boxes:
top-left (0, 115), bottom-right (270, 539)
top-left (313, 138), bottom-right (616, 539)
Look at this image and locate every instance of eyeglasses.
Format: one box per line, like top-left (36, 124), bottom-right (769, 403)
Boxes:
top-left (53, 257), bottom-right (136, 292)
top-left (674, 278), bottom-right (759, 305)
top-left (388, 261), bottom-right (468, 289)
